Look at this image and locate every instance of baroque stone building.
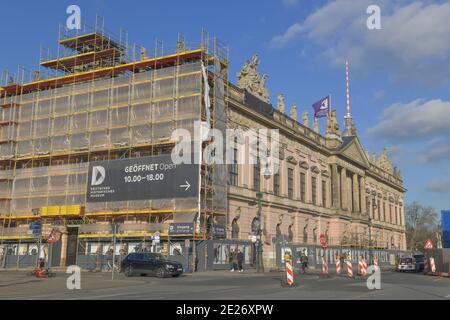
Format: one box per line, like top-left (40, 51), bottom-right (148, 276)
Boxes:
top-left (227, 55), bottom-right (406, 267)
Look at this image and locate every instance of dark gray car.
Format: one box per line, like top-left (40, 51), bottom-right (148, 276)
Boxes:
top-left (121, 252), bottom-right (183, 278)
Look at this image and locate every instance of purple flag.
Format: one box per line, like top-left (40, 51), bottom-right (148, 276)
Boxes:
top-left (313, 96), bottom-right (330, 118)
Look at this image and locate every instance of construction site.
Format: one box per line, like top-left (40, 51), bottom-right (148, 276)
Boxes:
top-left (0, 18), bottom-right (230, 270)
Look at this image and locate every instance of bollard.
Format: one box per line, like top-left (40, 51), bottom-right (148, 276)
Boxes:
top-left (362, 259), bottom-right (368, 276)
top-left (285, 260), bottom-right (294, 286)
top-left (347, 260), bottom-right (353, 278)
top-left (358, 257), bottom-right (364, 276)
top-left (430, 257), bottom-right (436, 274)
top-left (336, 259), bottom-right (341, 275)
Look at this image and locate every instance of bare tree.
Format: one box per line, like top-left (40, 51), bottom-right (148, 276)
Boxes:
top-left (405, 202), bottom-right (439, 251)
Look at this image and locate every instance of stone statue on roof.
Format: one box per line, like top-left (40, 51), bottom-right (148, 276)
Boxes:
top-left (290, 105), bottom-right (298, 121)
top-left (326, 110), bottom-right (340, 138)
top-left (378, 148), bottom-right (393, 174)
top-left (237, 54), bottom-right (270, 103)
top-left (277, 94), bottom-right (285, 113)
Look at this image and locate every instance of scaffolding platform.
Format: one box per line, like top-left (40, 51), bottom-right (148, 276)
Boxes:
top-left (59, 32), bottom-right (125, 52)
top-left (40, 48), bottom-right (124, 73)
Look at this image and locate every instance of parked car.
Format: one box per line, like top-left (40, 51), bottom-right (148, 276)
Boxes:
top-left (120, 252), bottom-right (183, 278)
top-left (397, 257), bottom-right (415, 272)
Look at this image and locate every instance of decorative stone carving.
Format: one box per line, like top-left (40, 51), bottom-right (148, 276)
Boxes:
top-left (313, 117), bottom-right (319, 133)
top-left (277, 94), bottom-right (285, 113)
top-left (237, 54), bottom-right (269, 103)
top-left (290, 105), bottom-right (298, 121)
top-left (393, 167), bottom-right (402, 180)
top-left (278, 213), bottom-right (284, 225)
top-left (378, 149), bottom-right (393, 174)
top-left (302, 111), bottom-right (309, 128)
top-left (326, 110), bottom-right (341, 139)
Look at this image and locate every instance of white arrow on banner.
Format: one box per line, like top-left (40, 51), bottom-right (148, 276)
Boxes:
top-left (180, 181), bottom-right (191, 192)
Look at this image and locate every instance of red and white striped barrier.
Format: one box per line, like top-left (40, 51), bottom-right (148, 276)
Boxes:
top-left (347, 260), bottom-right (353, 278)
top-left (322, 258), bottom-right (329, 275)
top-left (358, 258), bottom-right (364, 276)
top-left (362, 259), bottom-right (368, 276)
top-left (336, 259), bottom-right (341, 275)
top-left (285, 261), bottom-right (294, 286)
top-left (430, 257), bottom-right (436, 273)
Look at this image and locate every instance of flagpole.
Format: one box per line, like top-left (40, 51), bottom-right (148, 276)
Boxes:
top-left (329, 93), bottom-right (332, 116)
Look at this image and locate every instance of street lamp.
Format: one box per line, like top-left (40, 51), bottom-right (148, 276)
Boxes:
top-left (368, 194), bottom-right (377, 265)
top-left (254, 191), bottom-right (264, 273)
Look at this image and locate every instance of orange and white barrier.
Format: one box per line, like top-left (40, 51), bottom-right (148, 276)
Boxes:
top-left (430, 257), bottom-right (436, 273)
top-left (358, 258), bottom-right (364, 276)
top-left (358, 258), bottom-right (367, 276)
top-left (285, 261), bottom-right (294, 285)
top-left (362, 259), bottom-right (368, 276)
top-left (322, 258), bottom-right (329, 275)
top-left (347, 260), bottom-right (353, 278)
top-left (336, 259), bottom-right (341, 275)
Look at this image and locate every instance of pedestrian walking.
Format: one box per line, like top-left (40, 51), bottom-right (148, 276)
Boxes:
top-left (300, 250), bottom-right (308, 274)
top-left (232, 248), bottom-right (238, 271)
top-left (237, 249), bottom-right (244, 272)
top-left (229, 249), bottom-right (235, 272)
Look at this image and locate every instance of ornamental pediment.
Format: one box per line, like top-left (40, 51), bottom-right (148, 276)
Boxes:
top-left (339, 137), bottom-right (370, 169)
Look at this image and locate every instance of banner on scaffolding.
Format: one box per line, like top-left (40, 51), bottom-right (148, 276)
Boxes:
top-left (86, 154), bottom-right (199, 203)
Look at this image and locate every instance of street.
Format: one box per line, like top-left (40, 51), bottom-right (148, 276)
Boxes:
top-left (1, 269), bottom-right (449, 300)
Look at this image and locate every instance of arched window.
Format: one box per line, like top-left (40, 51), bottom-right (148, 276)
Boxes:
top-left (231, 219), bottom-right (239, 239)
top-left (276, 224), bottom-right (282, 237)
top-left (288, 225), bottom-right (293, 242)
top-left (303, 227), bottom-right (308, 244)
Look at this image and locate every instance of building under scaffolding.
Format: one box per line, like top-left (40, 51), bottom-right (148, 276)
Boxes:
top-left (0, 20), bottom-right (229, 267)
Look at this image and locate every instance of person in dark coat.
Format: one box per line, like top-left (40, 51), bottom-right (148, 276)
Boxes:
top-left (229, 249), bottom-right (235, 272)
top-left (237, 249), bottom-right (244, 272)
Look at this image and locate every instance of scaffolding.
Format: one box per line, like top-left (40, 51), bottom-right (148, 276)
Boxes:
top-left (0, 19), bottom-right (229, 257)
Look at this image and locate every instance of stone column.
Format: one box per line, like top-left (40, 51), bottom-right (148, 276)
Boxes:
top-left (360, 176), bottom-right (366, 214)
top-left (331, 164), bottom-right (340, 208)
top-left (340, 167), bottom-right (347, 210)
top-left (352, 173), bottom-right (360, 212)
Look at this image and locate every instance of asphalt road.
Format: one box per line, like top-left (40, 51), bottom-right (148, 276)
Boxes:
top-left (0, 269), bottom-right (449, 300)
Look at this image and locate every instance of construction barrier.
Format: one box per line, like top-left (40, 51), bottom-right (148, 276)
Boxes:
top-left (347, 260), bottom-right (353, 278)
top-left (336, 259), bottom-right (341, 275)
top-left (363, 259), bottom-right (368, 276)
top-left (430, 257), bottom-right (436, 273)
top-left (285, 260), bottom-right (294, 286)
top-left (358, 258), bottom-right (364, 276)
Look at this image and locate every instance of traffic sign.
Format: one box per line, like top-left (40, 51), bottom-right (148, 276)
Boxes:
top-left (320, 233), bottom-right (327, 249)
top-left (424, 239), bottom-right (434, 250)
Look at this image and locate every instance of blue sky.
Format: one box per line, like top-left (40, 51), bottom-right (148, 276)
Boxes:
top-left (1, 0), bottom-right (449, 210)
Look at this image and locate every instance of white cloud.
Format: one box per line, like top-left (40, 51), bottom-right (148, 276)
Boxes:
top-left (419, 143), bottom-right (450, 164)
top-left (426, 180), bottom-right (450, 193)
top-left (367, 99), bottom-right (450, 144)
top-left (270, 23), bottom-right (302, 47)
top-left (270, 0), bottom-right (450, 82)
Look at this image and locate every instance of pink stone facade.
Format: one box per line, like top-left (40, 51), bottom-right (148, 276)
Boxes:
top-left (226, 87), bottom-right (407, 268)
